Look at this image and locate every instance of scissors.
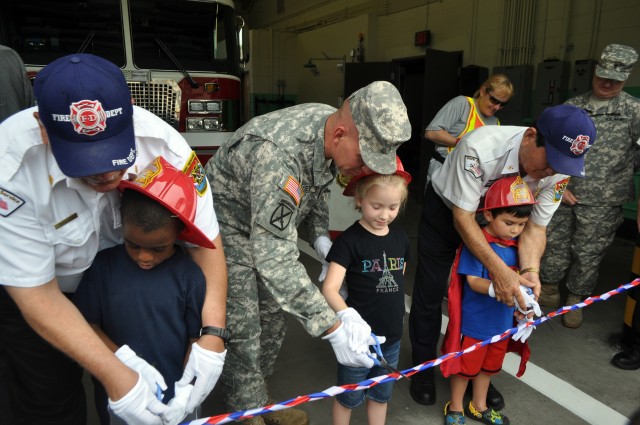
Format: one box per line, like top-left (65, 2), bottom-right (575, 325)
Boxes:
top-left (368, 333), bottom-right (411, 381)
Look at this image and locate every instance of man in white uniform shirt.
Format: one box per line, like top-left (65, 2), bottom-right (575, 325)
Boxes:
top-left (0, 54), bottom-right (227, 425)
top-left (408, 104), bottom-right (596, 408)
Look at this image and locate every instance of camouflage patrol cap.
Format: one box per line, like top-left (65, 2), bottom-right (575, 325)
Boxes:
top-left (348, 81), bottom-right (411, 174)
top-left (595, 44), bottom-right (638, 81)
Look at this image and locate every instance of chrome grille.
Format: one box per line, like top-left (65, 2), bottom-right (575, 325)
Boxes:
top-left (127, 80), bottom-right (181, 128)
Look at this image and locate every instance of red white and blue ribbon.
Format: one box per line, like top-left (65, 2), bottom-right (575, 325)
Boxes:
top-left (183, 278), bottom-right (640, 425)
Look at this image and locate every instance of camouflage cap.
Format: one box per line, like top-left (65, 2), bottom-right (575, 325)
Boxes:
top-left (348, 81), bottom-right (411, 174)
top-left (595, 44), bottom-right (638, 81)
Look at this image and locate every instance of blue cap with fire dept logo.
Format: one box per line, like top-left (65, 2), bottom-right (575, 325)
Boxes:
top-left (536, 104), bottom-right (596, 178)
top-left (34, 54), bottom-right (136, 178)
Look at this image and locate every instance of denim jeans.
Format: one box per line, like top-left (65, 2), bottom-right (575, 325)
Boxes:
top-left (336, 339), bottom-right (401, 408)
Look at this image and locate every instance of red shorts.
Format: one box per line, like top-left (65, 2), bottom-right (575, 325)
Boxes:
top-left (458, 335), bottom-right (508, 378)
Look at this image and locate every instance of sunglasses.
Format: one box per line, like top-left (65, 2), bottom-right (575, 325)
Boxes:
top-left (486, 89), bottom-right (509, 107)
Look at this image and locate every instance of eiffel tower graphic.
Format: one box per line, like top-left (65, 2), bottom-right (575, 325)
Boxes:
top-left (376, 251), bottom-right (398, 290)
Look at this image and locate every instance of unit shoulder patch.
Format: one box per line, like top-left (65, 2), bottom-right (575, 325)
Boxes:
top-left (269, 201), bottom-right (295, 231)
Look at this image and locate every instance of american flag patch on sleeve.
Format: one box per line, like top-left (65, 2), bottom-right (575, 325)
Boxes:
top-left (283, 176), bottom-right (303, 206)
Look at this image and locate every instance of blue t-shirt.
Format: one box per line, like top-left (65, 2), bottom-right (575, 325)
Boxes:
top-left (74, 244), bottom-right (205, 400)
top-left (457, 242), bottom-right (515, 340)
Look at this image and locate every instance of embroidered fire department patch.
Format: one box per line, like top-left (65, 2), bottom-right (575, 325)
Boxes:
top-left (70, 100), bottom-right (107, 136)
top-left (464, 155), bottom-right (483, 179)
top-left (554, 177), bottom-right (570, 202)
top-left (182, 152), bottom-right (208, 196)
top-left (570, 135), bottom-right (590, 155)
top-left (0, 188), bottom-right (25, 217)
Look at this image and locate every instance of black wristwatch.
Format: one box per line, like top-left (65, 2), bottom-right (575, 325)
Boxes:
top-left (200, 326), bottom-right (231, 343)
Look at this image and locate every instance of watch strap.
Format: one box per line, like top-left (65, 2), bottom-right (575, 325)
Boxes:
top-left (200, 326), bottom-right (230, 342)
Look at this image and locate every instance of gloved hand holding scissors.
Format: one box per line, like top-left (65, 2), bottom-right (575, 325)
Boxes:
top-left (323, 323), bottom-right (383, 368)
top-left (115, 345), bottom-right (168, 396)
top-left (512, 285), bottom-right (541, 342)
top-left (488, 284), bottom-right (540, 343)
top-left (488, 283), bottom-right (542, 316)
top-left (514, 285), bottom-right (542, 317)
top-left (108, 374), bottom-right (168, 425)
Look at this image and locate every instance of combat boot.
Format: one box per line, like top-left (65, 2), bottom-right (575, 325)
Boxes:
top-left (562, 293), bottom-right (583, 328)
top-left (261, 400), bottom-right (310, 425)
top-left (242, 417), bottom-right (266, 424)
top-left (538, 283), bottom-right (560, 308)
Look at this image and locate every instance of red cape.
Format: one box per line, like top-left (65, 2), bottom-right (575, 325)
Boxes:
top-left (440, 229), bottom-right (530, 378)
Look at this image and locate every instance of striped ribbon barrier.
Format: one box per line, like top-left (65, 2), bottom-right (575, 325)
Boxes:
top-left (184, 278), bottom-right (640, 425)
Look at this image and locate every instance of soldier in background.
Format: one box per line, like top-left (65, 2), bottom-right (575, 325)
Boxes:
top-left (0, 43), bottom-right (33, 425)
top-left (0, 45), bottom-right (33, 122)
top-left (539, 43), bottom-right (640, 328)
top-left (204, 81), bottom-right (411, 425)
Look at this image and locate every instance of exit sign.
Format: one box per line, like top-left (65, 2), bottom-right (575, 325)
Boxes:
top-left (415, 30), bottom-right (430, 47)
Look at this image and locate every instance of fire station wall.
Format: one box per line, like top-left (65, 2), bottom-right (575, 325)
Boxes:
top-left (244, 0), bottom-right (640, 117)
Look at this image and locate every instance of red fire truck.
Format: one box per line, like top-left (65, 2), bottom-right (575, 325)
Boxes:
top-left (1, 0), bottom-right (243, 158)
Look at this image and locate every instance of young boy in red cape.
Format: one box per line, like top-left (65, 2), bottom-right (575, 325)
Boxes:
top-left (441, 176), bottom-right (542, 425)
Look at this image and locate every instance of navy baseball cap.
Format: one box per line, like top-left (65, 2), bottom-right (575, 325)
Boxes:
top-left (536, 104), bottom-right (596, 177)
top-left (34, 54), bottom-right (136, 178)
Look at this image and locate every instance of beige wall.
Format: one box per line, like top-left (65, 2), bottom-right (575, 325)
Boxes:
top-left (243, 0), bottom-right (640, 112)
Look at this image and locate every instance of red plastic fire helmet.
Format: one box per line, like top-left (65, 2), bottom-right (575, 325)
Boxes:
top-left (118, 156), bottom-right (215, 249)
top-left (343, 156), bottom-right (412, 197)
top-left (478, 175), bottom-right (538, 211)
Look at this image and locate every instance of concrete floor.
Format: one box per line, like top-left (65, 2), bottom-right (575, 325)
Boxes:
top-left (87, 191), bottom-right (640, 424)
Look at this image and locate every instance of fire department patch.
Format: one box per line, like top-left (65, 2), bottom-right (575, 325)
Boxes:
top-left (182, 152), bottom-right (208, 196)
top-left (0, 188), bottom-right (25, 217)
top-left (570, 135), bottom-right (590, 155)
top-left (554, 177), bottom-right (570, 202)
top-left (270, 201), bottom-right (294, 231)
top-left (70, 100), bottom-right (107, 136)
top-left (464, 155), bottom-right (483, 179)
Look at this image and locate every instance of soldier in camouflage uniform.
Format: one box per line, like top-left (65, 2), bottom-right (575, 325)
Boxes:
top-left (204, 81), bottom-right (411, 425)
top-left (539, 44), bottom-right (640, 328)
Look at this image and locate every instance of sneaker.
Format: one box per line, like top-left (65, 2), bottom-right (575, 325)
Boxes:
top-left (261, 405), bottom-right (309, 425)
top-left (562, 294), bottom-right (583, 328)
top-left (467, 401), bottom-right (510, 425)
top-left (444, 401), bottom-right (465, 425)
top-left (538, 284), bottom-right (560, 308)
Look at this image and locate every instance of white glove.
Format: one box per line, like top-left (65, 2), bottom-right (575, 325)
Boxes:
top-left (512, 317), bottom-right (535, 343)
top-left (109, 374), bottom-right (167, 425)
top-left (116, 345), bottom-right (168, 397)
top-left (177, 342), bottom-right (226, 414)
top-left (322, 323), bottom-right (381, 368)
top-left (336, 308), bottom-right (372, 353)
top-left (161, 382), bottom-right (193, 425)
top-left (515, 286), bottom-right (542, 317)
top-left (488, 282), bottom-right (496, 298)
top-left (314, 236), bottom-right (333, 282)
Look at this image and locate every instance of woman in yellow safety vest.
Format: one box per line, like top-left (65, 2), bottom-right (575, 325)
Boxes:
top-left (424, 74), bottom-right (513, 184)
